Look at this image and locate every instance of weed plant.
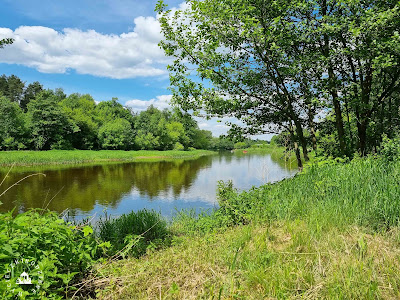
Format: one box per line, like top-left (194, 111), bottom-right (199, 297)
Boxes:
top-left (0, 209), bottom-right (108, 299)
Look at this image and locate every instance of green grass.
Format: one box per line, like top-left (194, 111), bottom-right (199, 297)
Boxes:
top-left (0, 149), bottom-right (215, 166)
top-left (96, 209), bottom-right (170, 258)
top-left (93, 157), bottom-right (400, 299)
top-left (95, 222), bottom-right (400, 299)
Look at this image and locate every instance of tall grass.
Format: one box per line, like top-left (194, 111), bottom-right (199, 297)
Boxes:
top-left (0, 149), bottom-right (214, 166)
top-left (173, 157), bottom-right (400, 234)
top-left (96, 209), bottom-right (170, 258)
top-left (246, 157), bottom-right (400, 230)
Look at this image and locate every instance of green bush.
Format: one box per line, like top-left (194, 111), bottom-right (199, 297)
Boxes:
top-left (217, 180), bottom-right (252, 226)
top-left (97, 209), bottom-right (170, 258)
top-left (0, 210), bottom-right (107, 299)
top-left (234, 142), bottom-right (247, 149)
top-left (173, 142), bottom-right (184, 151)
top-left (380, 135), bottom-right (400, 161)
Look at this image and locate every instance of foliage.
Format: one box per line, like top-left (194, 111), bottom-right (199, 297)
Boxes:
top-left (0, 210), bottom-right (107, 299)
top-left (0, 97), bottom-right (27, 150)
top-left (380, 135), bottom-right (400, 161)
top-left (26, 91), bottom-right (72, 150)
top-left (173, 142), bottom-right (184, 151)
top-left (156, 0), bottom-right (400, 163)
top-left (0, 38), bottom-right (13, 49)
top-left (233, 142), bottom-right (246, 149)
top-left (98, 119), bottom-right (134, 150)
top-left (0, 74), bottom-right (215, 152)
top-left (97, 210), bottom-right (170, 258)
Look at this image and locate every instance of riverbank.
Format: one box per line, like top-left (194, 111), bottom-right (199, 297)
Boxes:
top-left (0, 149), bottom-right (215, 166)
top-left (94, 156), bottom-right (400, 299)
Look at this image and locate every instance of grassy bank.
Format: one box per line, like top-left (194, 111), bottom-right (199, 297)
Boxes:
top-left (94, 157), bottom-right (400, 299)
top-left (0, 149), bottom-right (215, 166)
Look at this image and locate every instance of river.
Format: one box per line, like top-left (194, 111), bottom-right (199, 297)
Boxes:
top-left (0, 151), bottom-right (297, 220)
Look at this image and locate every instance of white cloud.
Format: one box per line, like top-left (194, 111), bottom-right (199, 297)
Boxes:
top-left (0, 16), bottom-right (168, 79)
top-left (124, 94), bottom-right (271, 140)
top-left (125, 95), bottom-right (172, 111)
top-left (198, 122), bottom-right (209, 128)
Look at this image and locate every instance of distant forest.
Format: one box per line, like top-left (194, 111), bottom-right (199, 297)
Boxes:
top-left (0, 74), bottom-right (257, 151)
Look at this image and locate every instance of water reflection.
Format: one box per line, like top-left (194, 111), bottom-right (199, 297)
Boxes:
top-left (0, 152), bottom-right (296, 219)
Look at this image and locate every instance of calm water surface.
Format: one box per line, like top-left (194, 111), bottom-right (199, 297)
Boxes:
top-left (0, 152), bottom-right (297, 220)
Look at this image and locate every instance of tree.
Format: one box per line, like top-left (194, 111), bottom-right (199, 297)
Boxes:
top-left (95, 98), bottom-right (135, 127)
top-left (193, 130), bottom-right (213, 149)
top-left (21, 81), bottom-right (43, 111)
top-left (0, 75), bottom-right (25, 104)
top-left (156, 0), bottom-right (400, 162)
top-left (60, 94), bottom-right (98, 149)
top-left (98, 118), bottom-right (135, 150)
top-left (0, 96), bottom-right (27, 150)
top-left (156, 0), bottom-right (317, 167)
top-left (27, 91), bottom-right (72, 150)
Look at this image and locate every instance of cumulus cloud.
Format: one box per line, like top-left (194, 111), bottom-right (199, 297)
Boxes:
top-left (125, 95), bottom-right (172, 112)
top-left (0, 16), bottom-right (168, 79)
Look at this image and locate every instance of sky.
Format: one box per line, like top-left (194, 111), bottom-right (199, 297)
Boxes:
top-left (0, 0), bottom-right (272, 139)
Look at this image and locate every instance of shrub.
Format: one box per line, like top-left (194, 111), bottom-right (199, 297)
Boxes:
top-left (97, 209), bottom-right (170, 258)
top-left (234, 142), bottom-right (247, 149)
top-left (380, 135), bottom-right (400, 161)
top-left (173, 142), bottom-right (184, 151)
top-left (0, 210), bottom-right (106, 299)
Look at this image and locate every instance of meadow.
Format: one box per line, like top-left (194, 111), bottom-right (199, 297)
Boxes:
top-left (0, 149), bottom-right (214, 166)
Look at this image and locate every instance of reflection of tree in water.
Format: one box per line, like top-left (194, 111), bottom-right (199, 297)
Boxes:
top-left (133, 156), bottom-right (212, 199)
top-left (0, 156), bottom-right (213, 214)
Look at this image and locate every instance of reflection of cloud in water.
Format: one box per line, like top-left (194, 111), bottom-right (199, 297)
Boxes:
top-left (127, 153), bottom-right (296, 206)
top-left (0, 152), bottom-right (296, 220)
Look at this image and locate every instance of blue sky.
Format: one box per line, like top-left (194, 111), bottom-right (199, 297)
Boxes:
top-left (0, 0), bottom-right (180, 100)
top-left (0, 0), bottom-right (272, 139)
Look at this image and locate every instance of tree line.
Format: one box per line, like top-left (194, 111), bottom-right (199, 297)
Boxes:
top-left (156, 0), bottom-right (400, 168)
top-left (0, 74), bottom-right (221, 151)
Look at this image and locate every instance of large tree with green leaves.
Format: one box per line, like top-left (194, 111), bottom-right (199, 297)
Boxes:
top-left (0, 96), bottom-right (27, 150)
top-left (156, 0), bottom-right (400, 162)
top-left (27, 91), bottom-right (72, 150)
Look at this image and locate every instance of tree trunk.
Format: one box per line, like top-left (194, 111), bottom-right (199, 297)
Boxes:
top-left (288, 123), bottom-right (303, 170)
top-left (307, 104), bottom-right (317, 151)
top-left (293, 118), bottom-right (309, 161)
top-left (357, 120), bottom-right (368, 156)
top-left (288, 105), bottom-right (309, 161)
top-left (330, 68), bottom-right (347, 156)
top-left (344, 94), bottom-right (354, 151)
top-left (321, 0), bottom-right (347, 156)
